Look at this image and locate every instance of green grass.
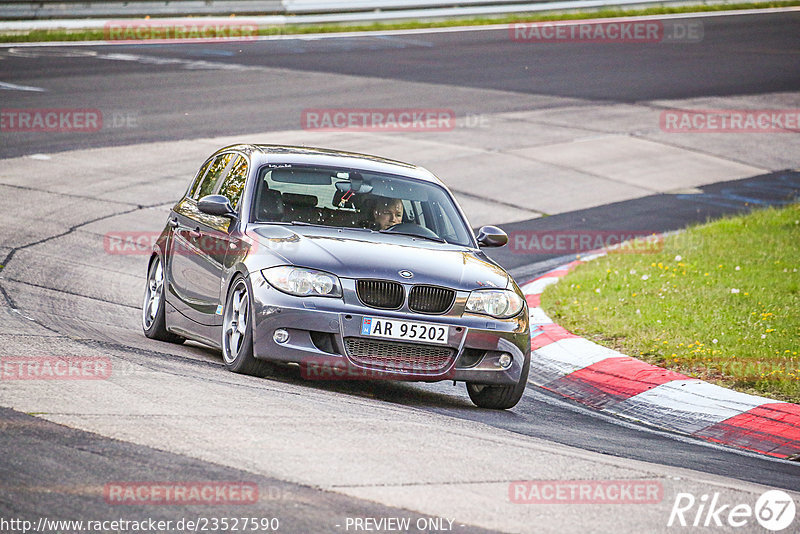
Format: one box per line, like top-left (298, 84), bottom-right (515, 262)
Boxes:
top-left (1, 0), bottom-right (798, 43)
top-left (541, 204), bottom-right (800, 403)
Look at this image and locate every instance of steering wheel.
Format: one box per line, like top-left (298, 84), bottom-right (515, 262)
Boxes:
top-left (383, 222), bottom-right (441, 240)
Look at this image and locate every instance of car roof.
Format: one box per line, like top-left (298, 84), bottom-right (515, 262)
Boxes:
top-left (214, 144), bottom-right (443, 184)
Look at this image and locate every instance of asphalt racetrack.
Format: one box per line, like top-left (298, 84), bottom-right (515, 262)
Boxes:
top-left (1, 9), bottom-right (799, 533)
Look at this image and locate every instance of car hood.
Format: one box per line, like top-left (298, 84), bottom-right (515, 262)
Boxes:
top-left (246, 225), bottom-right (510, 291)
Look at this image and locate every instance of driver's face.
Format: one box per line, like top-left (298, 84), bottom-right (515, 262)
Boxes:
top-left (374, 200), bottom-right (404, 230)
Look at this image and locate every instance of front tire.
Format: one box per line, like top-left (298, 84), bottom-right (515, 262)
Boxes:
top-left (142, 255), bottom-right (185, 344)
top-left (221, 276), bottom-right (272, 377)
top-left (466, 355), bottom-right (530, 410)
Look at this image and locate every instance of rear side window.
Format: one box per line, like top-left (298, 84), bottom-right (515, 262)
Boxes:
top-left (192, 153), bottom-right (234, 200)
top-left (217, 155), bottom-right (248, 210)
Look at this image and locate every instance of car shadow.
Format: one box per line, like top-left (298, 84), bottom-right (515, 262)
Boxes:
top-left (262, 361), bottom-right (477, 410)
top-left (178, 341), bottom-right (497, 412)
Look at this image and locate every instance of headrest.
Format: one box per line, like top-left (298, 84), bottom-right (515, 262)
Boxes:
top-left (258, 189), bottom-right (284, 221)
top-left (282, 192), bottom-right (318, 208)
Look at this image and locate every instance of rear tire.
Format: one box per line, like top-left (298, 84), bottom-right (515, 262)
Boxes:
top-left (221, 276), bottom-right (272, 377)
top-left (466, 355), bottom-right (529, 409)
top-left (142, 255), bottom-right (185, 344)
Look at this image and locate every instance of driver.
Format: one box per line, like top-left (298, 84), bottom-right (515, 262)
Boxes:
top-left (371, 196), bottom-right (404, 230)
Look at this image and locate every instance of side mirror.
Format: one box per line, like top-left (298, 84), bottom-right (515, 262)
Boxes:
top-left (476, 225), bottom-right (508, 248)
top-left (198, 195), bottom-right (237, 219)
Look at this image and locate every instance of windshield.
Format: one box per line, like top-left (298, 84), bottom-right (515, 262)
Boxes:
top-left (251, 164), bottom-right (474, 247)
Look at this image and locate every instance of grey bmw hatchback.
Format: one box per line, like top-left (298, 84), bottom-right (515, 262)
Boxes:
top-left (143, 144), bottom-right (530, 409)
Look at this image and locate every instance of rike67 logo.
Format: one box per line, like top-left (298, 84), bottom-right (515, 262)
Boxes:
top-left (668, 490), bottom-right (796, 531)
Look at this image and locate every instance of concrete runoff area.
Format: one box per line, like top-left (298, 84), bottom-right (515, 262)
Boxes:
top-left (0, 407), bottom-right (499, 534)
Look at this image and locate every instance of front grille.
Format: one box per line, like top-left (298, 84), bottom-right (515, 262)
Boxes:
top-left (409, 285), bottom-right (455, 314)
top-left (344, 337), bottom-right (455, 373)
top-left (356, 280), bottom-right (404, 309)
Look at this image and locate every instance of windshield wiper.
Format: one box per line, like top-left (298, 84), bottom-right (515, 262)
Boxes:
top-left (340, 226), bottom-right (375, 233)
top-left (259, 220), bottom-right (309, 226)
top-left (379, 230), bottom-right (446, 243)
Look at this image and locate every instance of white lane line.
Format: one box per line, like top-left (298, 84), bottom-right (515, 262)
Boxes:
top-left (5, 47), bottom-right (257, 71)
top-left (96, 51), bottom-right (255, 70)
top-left (0, 81), bottom-right (46, 92)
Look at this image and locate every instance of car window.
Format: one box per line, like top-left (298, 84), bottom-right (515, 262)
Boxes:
top-left (187, 157), bottom-right (214, 199)
top-left (216, 155), bottom-right (248, 210)
top-left (192, 153), bottom-right (234, 200)
top-left (252, 164), bottom-right (473, 246)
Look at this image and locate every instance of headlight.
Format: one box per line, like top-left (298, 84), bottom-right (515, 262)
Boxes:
top-left (262, 266), bottom-right (342, 297)
top-left (465, 289), bottom-right (524, 319)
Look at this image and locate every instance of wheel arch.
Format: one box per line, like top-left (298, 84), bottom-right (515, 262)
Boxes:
top-left (222, 265), bottom-right (257, 337)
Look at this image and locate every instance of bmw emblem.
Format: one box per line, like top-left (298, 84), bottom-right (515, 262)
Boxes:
top-left (399, 270), bottom-right (414, 279)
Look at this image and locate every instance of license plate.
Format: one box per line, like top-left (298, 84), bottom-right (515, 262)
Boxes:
top-left (361, 317), bottom-right (449, 344)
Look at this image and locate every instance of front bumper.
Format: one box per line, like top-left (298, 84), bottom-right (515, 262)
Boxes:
top-left (249, 274), bottom-right (530, 385)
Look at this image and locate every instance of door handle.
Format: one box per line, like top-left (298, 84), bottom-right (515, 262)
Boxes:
top-left (168, 218), bottom-right (179, 228)
top-left (189, 228), bottom-right (201, 238)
